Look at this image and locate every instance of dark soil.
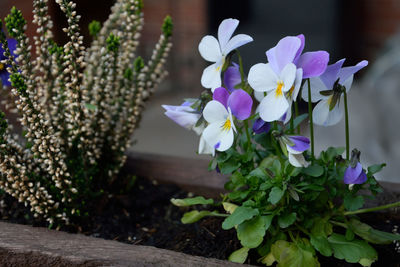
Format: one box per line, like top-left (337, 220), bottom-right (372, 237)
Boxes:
top-left (1, 176), bottom-right (399, 266)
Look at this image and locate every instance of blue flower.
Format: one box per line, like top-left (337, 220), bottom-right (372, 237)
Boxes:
top-left (0, 38), bottom-right (17, 87)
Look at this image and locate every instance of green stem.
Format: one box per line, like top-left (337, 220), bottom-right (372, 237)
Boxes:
top-left (244, 119), bottom-right (252, 149)
top-left (307, 79), bottom-right (314, 160)
top-left (344, 201), bottom-right (400, 216)
top-left (236, 50), bottom-right (245, 82)
top-left (290, 105), bottom-right (294, 134)
top-left (295, 101), bottom-right (300, 134)
top-left (343, 91), bottom-right (350, 160)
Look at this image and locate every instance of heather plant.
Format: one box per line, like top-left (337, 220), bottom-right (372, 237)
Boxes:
top-left (166, 18), bottom-right (400, 266)
top-left (0, 0), bottom-right (172, 226)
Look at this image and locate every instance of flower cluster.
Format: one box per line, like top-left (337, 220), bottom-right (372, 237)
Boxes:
top-left (166, 18), bottom-right (400, 267)
top-left (0, 0), bottom-right (172, 225)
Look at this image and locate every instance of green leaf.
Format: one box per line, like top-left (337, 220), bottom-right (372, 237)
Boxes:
top-left (367, 163), bottom-right (386, 175)
top-left (222, 206), bottom-right (259, 230)
top-left (302, 165), bottom-right (324, 177)
top-left (218, 160), bottom-right (241, 174)
top-left (328, 233), bottom-right (377, 266)
top-left (228, 247), bottom-right (249, 263)
top-left (181, 210), bottom-right (221, 224)
top-left (278, 212), bottom-right (297, 228)
top-left (310, 235), bottom-right (332, 257)
top-left (268, 240), bottom-right (320, 267)
top-left (293, 113), bottom-right (308, 129)
top-left (171, 196), bottom-right (214, 207)
top-left (268, 187), bottom-right (284, 205)
top-left (349, 219), bottom-right (400, 244)
top-left (344, 194), bottom-right (364, 211)
top-left (237, 215), bottom-right (273, 248)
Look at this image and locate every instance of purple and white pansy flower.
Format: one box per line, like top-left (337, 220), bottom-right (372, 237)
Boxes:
top-left (199, 19), bottom-right (253, 91)
top-left (285, 135), bottom-right (310, 167)
top-left (202, 87), bottom-right (252, 152)
top-left (248, 35), bottom-right (329, 123)
top-left (162, 101), bottom-right (202, 134)
top-left (302, 59), bottom-right (368, 126)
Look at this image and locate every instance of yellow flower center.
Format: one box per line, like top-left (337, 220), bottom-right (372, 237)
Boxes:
top-left (275, 81), bottom-right (284, 98)
top-left (326, 95), bottom-right (333, 107)
top-left (221, 118), bottom-right (231, 132)
top-left (216, 56), bottom-right (226, 72)
top-left (0, 63), bottom-right (4, 71)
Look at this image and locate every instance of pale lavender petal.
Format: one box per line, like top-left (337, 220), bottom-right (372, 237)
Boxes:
top-left (338, 60), bottom-right (368, 84)
top-left (252, 118), bottom-right (271, 134)
top-left (288, 136), bottom-right (310, 152)
top-left (224, 63), bottom-right (241, 92)
top-left (162, 105), bottom-right (200, 129)
top-left (218, 18), bottom-right (239, 51)
top-left (297, 51), bottom-right (329, 79)
top-left (266, 47), bottom-right (279, 75)
top-left (223, 34), bottom-right (253, 55)
top-left (228, 89), bottom-right (253, 120)
top-left (343, 162), bottom-right (363, 184)
top-left (213, 87), bottom-right (230, 108)
top-left (273, 36), bottom-right (301, 73)
top-left (293, 34), bottom-right (305, 63)
top-left (320, 59), bottom-right (346, 89)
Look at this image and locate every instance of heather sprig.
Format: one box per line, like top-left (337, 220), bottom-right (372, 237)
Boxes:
top-left (0, 0), bottom-right (172, 226)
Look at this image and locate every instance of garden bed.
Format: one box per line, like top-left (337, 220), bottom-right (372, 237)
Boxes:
top-left (0, 152), bottom-right (399, 266)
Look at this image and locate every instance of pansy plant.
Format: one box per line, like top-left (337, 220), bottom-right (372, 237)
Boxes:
top-left (165, 18), bottom-right (400, 267)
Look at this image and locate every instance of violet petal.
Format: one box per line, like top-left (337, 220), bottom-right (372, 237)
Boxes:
top-left (293, 34), bottom-right (305, 63)
top-left (228, 89), bottom-right (253, 120)
top-left (343, 162), bottom-right (363, 184)
top-left (338, 60), bottom-right (368, 84)
top-left (297, 51), bottom-right (329, 79)
top-left (252, 118), bottom-right (271, 134)
top-left (288, 136), bottom-right (310, 152)
top-left (320, 59), bottom-right (346, 89)
top-left (213, 87), bottom-right (230, 108)
top-left (353, 171), bottom-right (368, 184)
top-left (224, 63), bottom-right (242, 92)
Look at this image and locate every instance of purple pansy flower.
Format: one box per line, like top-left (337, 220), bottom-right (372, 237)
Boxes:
top-left (224, 63), bottom-right (241, 92)
top-left (252, 118), bottom-right (271, 134)
top-left (248, 35), bottom-right (329, 123)
top-left (285, 135), bottom-right (310, 167)
top-left (344, 162), bottom-right (367, 185)
top-left (202, 87), bottom-right (253, 152)
top-left (0, 38), bottom-right (17, 87)
top-left (199, 18), bottom-right (253, 91)
top-left (302, 59), bottom-right (368, 126)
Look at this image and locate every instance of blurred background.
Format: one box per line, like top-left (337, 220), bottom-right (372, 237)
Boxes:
top-left (1, 0), bottom-right (400, 182)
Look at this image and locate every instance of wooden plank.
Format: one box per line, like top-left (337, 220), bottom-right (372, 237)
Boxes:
top-left (125, 151), bottom-right (228, 198)
top-left (0, 221), bottom-right (247, 267)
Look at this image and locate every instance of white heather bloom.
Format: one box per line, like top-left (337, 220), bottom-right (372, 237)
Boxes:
top-left (198, 18), bottom-right (253, 91)
top-left (202, 100), bottom-right (237, 152)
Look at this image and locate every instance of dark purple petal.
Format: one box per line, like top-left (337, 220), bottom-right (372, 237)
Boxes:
top-left (213, 87), bottom-right (230, 108)
top-left (7, 38), bottom-right (18, 58)
top-left (224, 63), bottom-right (241, 92)
top-left (288, 135), bottom-right (310, 152)
top-left (0, 70), bottom-right (10, 86)
top-left (338, 60), bottom-right (368, 84)
top-left (293, 34), bottom-right (305, 63)
top-left (297, 51), bottom-right (329, 79)
top-left (352, 171), bottom-right (367, 184)
top-left (343, 162), bottom-right (363, 184)
top-left (320, 59), bottom-right (346, 89)
top-left (228, 89), bottom-right (253, 120)
top-left (252, 118), bottom-right (271, 134)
